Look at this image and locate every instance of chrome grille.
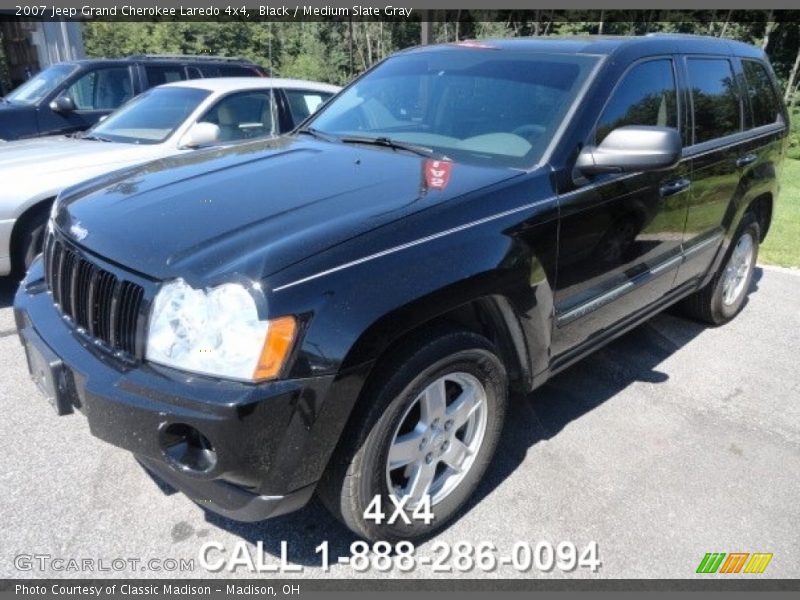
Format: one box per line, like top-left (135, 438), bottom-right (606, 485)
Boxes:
top-left (43, 233), bottom-right (145, 357)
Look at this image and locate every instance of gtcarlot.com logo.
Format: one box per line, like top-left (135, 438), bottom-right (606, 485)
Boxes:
top-left (14, 553), bottom-right (194, 573)
top-left (696, 552), bottom-right (773, 574)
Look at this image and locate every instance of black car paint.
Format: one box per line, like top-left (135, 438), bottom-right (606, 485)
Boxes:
top-left (14, 36), bottom-right (787, 519)
top-left (0, 58), bottom-right (266, 141)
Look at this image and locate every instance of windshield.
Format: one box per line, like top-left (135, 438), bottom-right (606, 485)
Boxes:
top-left (5, 64), bottom-right (77, 105)
top-left (88, 87), bottom-right (211, 144)
top-left (307, 47), bottom-right (599, 168)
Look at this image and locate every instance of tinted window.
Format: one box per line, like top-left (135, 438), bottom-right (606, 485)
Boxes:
top-left (596, 59), bottom-right (678, 144)
top-left (66, 67), bottom-right (133, 110)
top-left (284, 89), bottom-right (334, 126)
top-left (200, 90), bottom-right (275, 141)
top-left (220, 65), bottom-right (258, 77)
top-left (742, 60), bottom-right (781, 128)
top-left (145, 65), bottom-right (186, 87)
top-left (199, 65), bottom-right (221, 77)
top-left (196, 64), bottom-right (258, 78)
top-left (186, 66), bottom-right (203, 80)
top-left (5, 63), bottom-right (77, 105)
top-left (309, 50), bottom-right (599, 168)
top-left (90, 86), bottom-right (210, 144)
top-left (687, 59), bottom-right (741, 143)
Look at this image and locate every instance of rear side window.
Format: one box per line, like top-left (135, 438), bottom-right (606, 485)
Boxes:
top-left (283, 89), bottom-right (334, 126)
top-left (186, 66), bottom-right (203, 80)
top-left (219, 65), bottom-right (258, 77)
top-left (145, 65), bottom-right (186, 87)
top-left (197, 65), bottom-right (259, 78)
top-left (199, 65), bottom-right (221, 77)
top-left (596, 59), bottom-right (678, 144)
top-left (742, 60), bottom-right (781, 128)
top-left (687, 58), bottom-right (742, 143)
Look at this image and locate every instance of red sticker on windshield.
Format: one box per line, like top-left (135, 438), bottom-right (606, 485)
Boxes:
top-left (425, 160), bottom-right (452, 190)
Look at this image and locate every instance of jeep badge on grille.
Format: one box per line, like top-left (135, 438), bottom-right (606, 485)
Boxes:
top-left (69, 222), bottom-right (88, 242)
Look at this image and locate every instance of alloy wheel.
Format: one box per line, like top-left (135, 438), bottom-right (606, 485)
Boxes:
top-left (721, 232), bottom-right (755, 306)
top-left (385, 372), bottom-right (488, 508)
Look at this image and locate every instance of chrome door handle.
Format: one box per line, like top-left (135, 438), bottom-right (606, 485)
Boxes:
top-left (659, 177), bottom-right (691, 197)
top-left (736, 154), bottom-right (758, 168)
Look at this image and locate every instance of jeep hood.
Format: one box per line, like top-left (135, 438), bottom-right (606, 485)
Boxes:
top-left (55, 135), bottom-right (523, 283)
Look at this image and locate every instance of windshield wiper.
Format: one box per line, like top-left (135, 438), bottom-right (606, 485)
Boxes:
top-left (80, 133), bottom-right (112, 142)
top-left (339, 135), bottom-right (437, 158)
top-left (296, 126), bottom-right (338, 142)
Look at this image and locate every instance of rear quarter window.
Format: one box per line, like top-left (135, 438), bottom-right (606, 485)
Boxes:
top-left (742, 60), bottom-right (782, 128)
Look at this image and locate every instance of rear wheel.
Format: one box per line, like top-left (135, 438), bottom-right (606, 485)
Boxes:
top-left (681, 212), bottom-right (760, 325)
top-left (318, 329), bottom-right (507, 542)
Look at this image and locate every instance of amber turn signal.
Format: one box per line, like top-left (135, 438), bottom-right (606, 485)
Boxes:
top-left (253, 316), bottom-right (297, 381)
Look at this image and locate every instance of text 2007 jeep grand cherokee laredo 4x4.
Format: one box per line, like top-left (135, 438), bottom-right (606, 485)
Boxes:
top-left (15, 35), bottom-right (787, 542)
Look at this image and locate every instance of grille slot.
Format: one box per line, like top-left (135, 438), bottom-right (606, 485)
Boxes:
top-left (43, 234), bottom-right (145, 358)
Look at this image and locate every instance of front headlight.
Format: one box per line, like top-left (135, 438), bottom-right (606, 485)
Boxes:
top-left (145, 278), bottom-right (296, 382)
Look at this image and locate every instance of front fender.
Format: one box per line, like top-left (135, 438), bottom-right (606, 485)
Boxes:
top-left (268, 172), bottom-right (559, 390)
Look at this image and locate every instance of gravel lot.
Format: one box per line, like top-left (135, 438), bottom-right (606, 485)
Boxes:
top-left (1, 266), bottom-right (798, 580)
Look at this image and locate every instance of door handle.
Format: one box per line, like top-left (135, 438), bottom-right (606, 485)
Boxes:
top-left (659, 177), bottom-right (691, 197)
top-left (736, 153), bottom-right (758, 168)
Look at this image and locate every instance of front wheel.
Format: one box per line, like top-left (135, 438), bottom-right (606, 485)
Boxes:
top-left (318, 329), bottom-right (507, 542)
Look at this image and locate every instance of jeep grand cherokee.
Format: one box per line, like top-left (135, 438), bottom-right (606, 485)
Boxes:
top-left (15, 35), bottom-right (787, 541)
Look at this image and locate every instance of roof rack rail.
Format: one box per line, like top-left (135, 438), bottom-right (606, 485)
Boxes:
top-left (126, 54), bottom-right (256, 64)
top-left (644, 33), bottom-right (714, 38)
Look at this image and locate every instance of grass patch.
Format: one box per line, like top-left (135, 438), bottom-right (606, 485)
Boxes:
top-left (760, 158), bottom-right (800, 267)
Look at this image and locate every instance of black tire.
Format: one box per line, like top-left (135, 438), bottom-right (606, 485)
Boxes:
top-left (318, 328), bottom-right (508, 542)
top-left (681, 212), bottom-right (760, 325)
top-left (11, 204), bottom-right (50, 279)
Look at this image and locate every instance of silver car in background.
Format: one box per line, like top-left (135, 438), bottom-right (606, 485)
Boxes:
top-left (0, 76), bottom-right (340, 277)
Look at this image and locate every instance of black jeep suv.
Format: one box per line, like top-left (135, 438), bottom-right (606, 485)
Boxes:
top-left (0, 54), bottom-right (266, 140)
top-left (15, 35), bottom-right (787, 541)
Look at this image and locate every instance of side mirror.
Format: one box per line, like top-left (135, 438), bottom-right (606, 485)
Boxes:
top-left (576, 126), bottom-right (681, 175)
top-left (49, 96), bottom-right (75, 113)
top-left (179, 122), bottom-right (221, 149)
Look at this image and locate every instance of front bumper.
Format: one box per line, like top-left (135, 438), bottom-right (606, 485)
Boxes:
top-left (14, 261), bottom-right (336, 521)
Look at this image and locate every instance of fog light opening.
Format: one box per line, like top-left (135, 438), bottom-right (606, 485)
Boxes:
top-left (161, 423), bottom-right (217, 473)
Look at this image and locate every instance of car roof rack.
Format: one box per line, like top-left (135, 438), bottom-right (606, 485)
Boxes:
top-left (126, 54), bottom-right (256, 64)
top-left (644, 33), bottom-right (718, 38)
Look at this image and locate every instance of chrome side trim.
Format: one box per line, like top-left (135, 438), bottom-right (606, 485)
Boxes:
top-left (556, 231), bottom-right (725, 326)
top-left (650, 254), bottom-right (684, 276)
top-left (557, 279), bottom-right (638, 326)
top-left (557, 252), bottom-right (684, 327)
top-left (681, 124), bottom-right (785, 161)
top-left (684, 232), bottom-right (724, 257)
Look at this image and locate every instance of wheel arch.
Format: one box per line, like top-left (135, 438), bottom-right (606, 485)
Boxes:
top-left (8, 195), bottom-right (55, 272)
top-left (747, 192), bottom-right (772, 243)
top-left (340, 291), bottom-right (533, 398)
